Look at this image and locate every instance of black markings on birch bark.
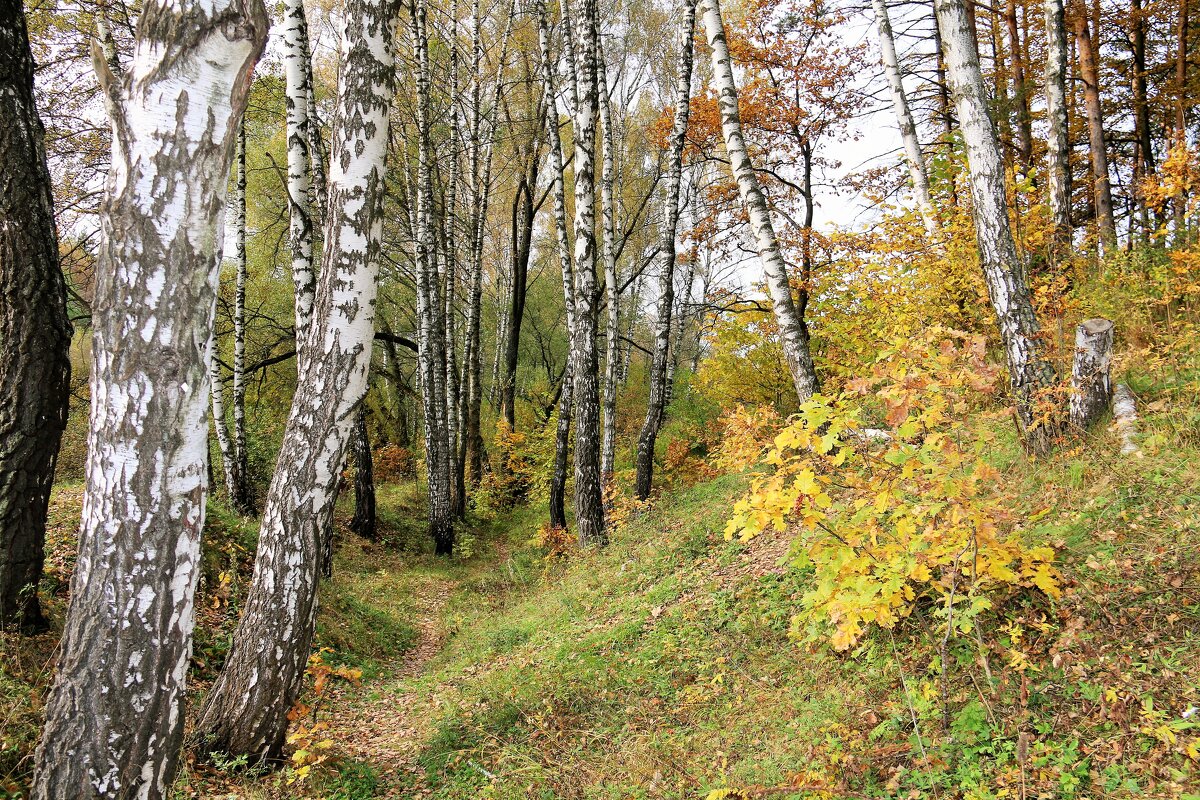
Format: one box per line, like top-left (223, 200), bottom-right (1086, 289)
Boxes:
top-left (634, 0), bottom-right (696, 502)
top-left (193, 0), bottom-right (395, 762)
top-left (1043, 0), bottom-right (1071, 246)
top-left (31, 0), bottom-right (267, 793)
top-left (1069, 318), bottom-right (1113, 430)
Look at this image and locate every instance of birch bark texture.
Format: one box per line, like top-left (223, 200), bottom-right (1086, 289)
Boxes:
top-left (0, 0), bottom-right (73, 634)
top-left (1043, 0), bottom-right (1071, 243)
top-left (598, 45), bottom-right (620, 485)
top-left (571, 0), bottom-right (607, 546)
top-left (699, 0), bottom-right (820, 405)
top-left (284, 0), bottom-right (318, 363)
top-left (194, 0), bottom-right (396, 761)
top-left (634, 0), bottom-right (696, 502)
top-left (537, 0), bottom-right (578, 531)
top-left (934, 0), bottom-right (1060, 453)
top-left (31, 0), bottom-right (267, 793)
top-left (231, 124), bottom-right (254, 512)
top-left (1069, 317), bottom-right (1113, 430)
top-left (870, 0), bottom-right (937, 237)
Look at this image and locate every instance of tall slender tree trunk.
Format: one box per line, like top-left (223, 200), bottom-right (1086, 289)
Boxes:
top-left (699, 0), bottom-right (820, 404)
top-left (349, 405), bottom-right (376, 539)
top-left (1131, 0), bottom-right (1155, 240)
top-left (935, 0), bottom-right (1061, 454)
top-left (539, 0), bottom-right (577, 531)
top-left (872, 0), bottom-right (937, 237)
top-left (284, 0), bottom-right (317, 364)
top-left (1072, 7), bottom-right (1117, 250)
top-left (499, 175), bottom-right (534, 432)
top-left (412, 0), bottom-right (455, 554)
top-left (0, 0), bottom-right (73, 634)
top-left (1006, 0), bottom-right (1034, 169)
top-left (634, 0), bottom-right (695, 501)
top-left (598, 44), bottom-right (620, 485)
top-left (31, 0), bottom-right (266, 793)
top-left (192, 0), bottom-right (395, 761)
top-left (1175, 0), bottom-right (1190, 240)
top-left (208, 336), bottom-right (240, 507)
top-left (1044, 0), bottom-right (1072, 245)
top-left (231, 124), bottom-right (254, 512)
top-left (570, 0), bottom-right (607, 546)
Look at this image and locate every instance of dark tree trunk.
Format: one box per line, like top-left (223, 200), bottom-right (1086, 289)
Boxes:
top-left (633, 0), bottom-right (696, 501)
top-left (499, 174), bottom-right (535, 431)
top-left (349, 405), bottom-right (376, 540)
top-left (193, 0), bottom-right (395, 762)
top-left (1072, 7), bottom-right (1118, 250)
top-left (31, 0), bottom-right (267, 792)
top-left (0, 0), bottom-right (72, 634)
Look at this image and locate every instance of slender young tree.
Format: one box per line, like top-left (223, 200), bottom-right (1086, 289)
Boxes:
top-left (31, 0), bottom-right (266, 792)
top-left (1044, 0), bottom-right (1072, 244)
top-left (598, 43), bottom-right (620, 485)
top-left (935, 0), bottom-right (1060, 453)
top-left (349, 405), bottom-right (377, 539)
top-left (193, 0), bottom-right (397, 760)
top-left (633, 0), bottom-right (696, 501)
top-left (571, 0), bottom-right (607, 546)
top-left (1072, 5), bottom-right (1117, 249)
top-left (284, 0), bottom-right (318, 363)
top-left (231, 124), bottom-right (254, 512)
top-left (1005, 0), bottom-right (1034, 170)
top-left (0, 0), bottom-right (73, 634)
top-left (871, 0), bottom-right (937, 236)
top-left (699, 0), bottom-right (820, 404)
top-left (539, 0), bottom-right (578, 531)
top-left (208, 335), bottom-right (241, 508)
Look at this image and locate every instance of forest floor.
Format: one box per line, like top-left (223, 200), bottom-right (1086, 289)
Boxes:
top-left (2, 387), bottom-right (1200, 799)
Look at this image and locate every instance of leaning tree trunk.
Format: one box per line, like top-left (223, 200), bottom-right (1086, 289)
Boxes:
top-left (598, 46), bottom-right (620, 486)
top-left (935, 0), bottom-right (1061, 454)
top-left (871, 0), bottom-right (937, 237)
top-left (349, 405), bottom-right (377, 539)
top-left (1044, 0), bottom-right (1072, 246)
top-left (31, 0), bottom-right (266, 793)
top-left (539, 0), bottom-right (578, 530)
top-left (193, 0), bottom-right (395, 762)
top-left (1072, 8), bottom-right (1117, 251)
top-left (0, 0), bottom-right (73, 635)
top-left (634, 0), bottom-right (696, 502)
top-left (571, 0), bottom-right (607, 546)
top-left (699, 0), bottom-right (820, 404)
top-left (412, 0), bottom-right (456, 554)
top-left (231, 124), bottom-right (254, 513)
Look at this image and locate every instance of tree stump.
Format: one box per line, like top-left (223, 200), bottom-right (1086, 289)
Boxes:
top-left (1069, 318), bottom-right (1114, 430)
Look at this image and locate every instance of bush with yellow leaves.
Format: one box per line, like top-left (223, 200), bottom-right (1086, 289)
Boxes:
top-left (725, 329), bottom-right (1062, 651)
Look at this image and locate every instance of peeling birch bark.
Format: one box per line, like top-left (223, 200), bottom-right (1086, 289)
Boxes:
top-left (1069, 318), bottom-right (1113, 430)
top-left (31, 0), bottom-right (266, 793)
top-left (194, 0), bottom-right (396, 761)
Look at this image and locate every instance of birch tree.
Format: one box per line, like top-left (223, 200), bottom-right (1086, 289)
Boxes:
top-left (571, 0), bottom-right (607, 546)
top-left (31, 0), bottom-right (266, 792)
top-left (634, 0), bottom-right (696, 501)
top-left (284, 0), bottom-right (318, 363)
top-left (934, 0), bottom-right (1061, 453)
top-left (231, 124), bottom-right (254, 512)
top-left (598, 43), bottom-right (620, 485)
top-left (0, 0), bottom-right (73, 633)
top-left (194, 0), bottom-right (397, 759)
top-left (1043, 0), bottom-right (1071, 244)
top-left (698, 0), bottom-right (820, 404)
top-left (870, 0), bottom-right (937, 237)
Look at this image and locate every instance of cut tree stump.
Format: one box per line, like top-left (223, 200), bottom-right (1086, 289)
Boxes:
top-left (1069, 318), bottom-right (1114, 430)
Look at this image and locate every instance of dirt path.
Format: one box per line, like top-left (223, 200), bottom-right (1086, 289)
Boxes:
top-left (325, 570), bottom-right (454, 796)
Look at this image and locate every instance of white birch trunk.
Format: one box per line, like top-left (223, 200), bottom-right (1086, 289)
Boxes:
top-left (1043, 0), bottom-right (1071, 243)
top-left (232, 123), bottom-right (252, 512)
top-left (871, 0), bottom-right (937, 237)
top-left (284, 0), bottom-right (317, 366)
top-left (208, 334), bottom-right (239, 504)
top-left (598, 42), bottom-right (620, 485)
top-left (1069, 318), bottom-right (1113, 430)
top-left (935, 0), bottom-right (1061, 453)
top-left (699, 0), bottom-right (820, 404)
top-left (193, 0), bottom-right (396, 761)
top-left (31, 0), bottom-right (266, 793)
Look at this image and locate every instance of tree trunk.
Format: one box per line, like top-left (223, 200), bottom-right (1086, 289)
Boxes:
top-left (1044, 0), bottom-right (1072, 245)
top-left (699, 0), bottom-right (820, 404)
top-left (598, 44), bottom-right (620, 487)
top-left (284, 0), bottom-right (317, 365)
top-left (31, 0), bottom-right (266, 793)
top-left (208, 336), bottom-right (241, 508)
top-left (1131, 0), bottom-right (1154, 240)
top-left (1006, 0), bottom-right (1034, 170)
top-left (0, 0), bottom-right (73, 634)
top-left (349, 405), bottom-right (377, 539)
top-left (571, 0), bottom-right (607, 546)
top-left (412, 0), bottom-right (455, 554)
top-left (1175, 0), bottom-right (1190, 241)
top-left (634, 0), bottom-right (696, 502)
top-left (499, 175), bottom-right (534, 432)
top-left (192, 0), bottom-right (394, 762)
top-left (231, 124), bottom-right (254, 513)
top-left (1069, 318), bottom-right (1113, 430)
top-left (935, 0), bottom-right (1061, 454)
top-left (1072, 7), bottom-right (1118, 250)
top-left (871, 0), bottom-right (937, 236)
top-left (538, 0), bottom-right (578, 531)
